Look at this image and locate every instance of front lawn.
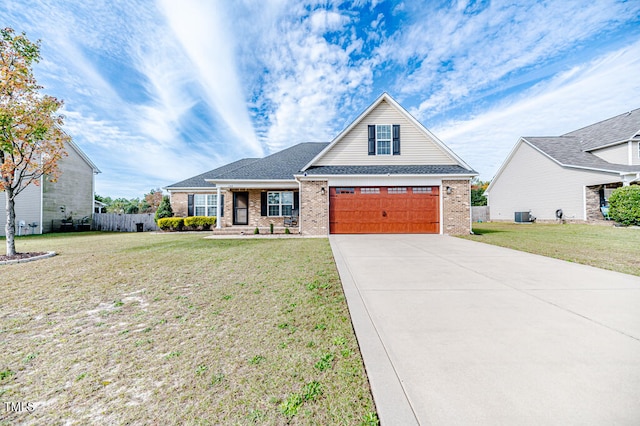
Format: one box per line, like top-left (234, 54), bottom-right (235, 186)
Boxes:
top-left (0, 233), bottom-right (378, 425)
top-left (459, 222), bottom-right (640, 276)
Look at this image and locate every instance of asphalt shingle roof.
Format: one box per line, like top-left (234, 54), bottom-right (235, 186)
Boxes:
top-left (213, 143), bottom-right (329, 180)
top-left (521, 108), bottom-right (640, 174)
top-left (563, 108), bottom-right (640, 150)
top-left (166, 158), bottom-right (259, 188)
top-left (524, 136), bottom-right (640, 173)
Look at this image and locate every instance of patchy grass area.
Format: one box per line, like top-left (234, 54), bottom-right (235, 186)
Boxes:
top-left (460, 222), bottom-right (640, 276)
top-left (0, 233), bottom-right (378, 425)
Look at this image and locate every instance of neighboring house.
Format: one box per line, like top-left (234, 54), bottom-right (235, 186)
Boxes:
top-left (166, 93), bottom-right (477, 235)
top-left (0, 140), bottom-right (100, 236)
top-left (486, 108), bottom-right (640, 222)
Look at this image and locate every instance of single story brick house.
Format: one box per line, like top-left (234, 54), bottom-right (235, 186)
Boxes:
top-left (166, 93), bottom-right (477, 235)
top-left (486, 108), bottom-right (640, 222)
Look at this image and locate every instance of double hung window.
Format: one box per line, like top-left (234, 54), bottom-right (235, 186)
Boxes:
top-left (267, 191), bottom-right (293, 216)
top-left (194, 194), bottom-right (217, 216)
top-left (376, 125), bottom-right (392, 155)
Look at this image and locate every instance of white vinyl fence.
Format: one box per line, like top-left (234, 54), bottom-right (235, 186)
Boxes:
top-left (93, 213), bottom-right (158, 232)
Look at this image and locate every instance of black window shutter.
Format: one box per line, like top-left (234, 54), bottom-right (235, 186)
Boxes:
top-left (261, 192), bottom-right (267, 216)
top-left (220, 194), bottom-right (224, 217)
top-left (293, 192), bottom-right (299, 210)
top-left (393, 124), bottom-right (401, 155)
top-left (368, 125), bottom-right (376, 155)
top-left (187, 194), bottom-right (194, 216)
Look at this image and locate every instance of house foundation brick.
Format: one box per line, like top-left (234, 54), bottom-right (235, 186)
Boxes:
top-left (300, 180), bottom-right (329, 236)
top-left (442, 179), bottom-right (471, 235)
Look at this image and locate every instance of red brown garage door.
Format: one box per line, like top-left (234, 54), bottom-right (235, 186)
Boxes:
top-left (329, 186), bottom-right (440, 234)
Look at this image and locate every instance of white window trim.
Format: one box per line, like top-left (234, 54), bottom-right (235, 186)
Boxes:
top-left (194, 194), bottom-right (218, 216)
top-left (376, 124), bottom-right (392, 155)
top-left (267, 191), bottom-right (294, 217)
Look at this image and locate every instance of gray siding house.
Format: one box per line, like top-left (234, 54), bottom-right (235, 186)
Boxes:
top-left (1, 140), bottom-right (100, 236)
top-left (486, 108), bottom-right (640, 221)
top-left (166, 93), bottom-right (477, 235)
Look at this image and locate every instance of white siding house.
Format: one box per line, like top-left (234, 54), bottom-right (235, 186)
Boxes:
top-left (1, 140), bottom-right (100, 236)
top-left (486, 108), bottom-right (640, 222)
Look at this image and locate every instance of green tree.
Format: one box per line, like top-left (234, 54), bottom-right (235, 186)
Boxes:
top-left (1, 28), bottom-right (68, 256)
top-left (154, 195), bottom-right (173, 223)
top-left (471, 178), bottom-right (489, 206)
top-left (608, 186), bottom-right (640, 226)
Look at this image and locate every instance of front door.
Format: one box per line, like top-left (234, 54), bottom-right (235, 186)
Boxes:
top-left (233, 192), bottom-right (249, 225)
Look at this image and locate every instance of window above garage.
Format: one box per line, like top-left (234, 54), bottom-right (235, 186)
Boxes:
top-left (368, 124), bottom-right (400, 156)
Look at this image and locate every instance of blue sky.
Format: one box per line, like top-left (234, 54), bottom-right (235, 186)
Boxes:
top-left (3, 0), bottom-right (640, 198)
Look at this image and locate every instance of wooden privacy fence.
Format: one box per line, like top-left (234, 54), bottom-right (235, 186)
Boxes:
top-left (93, 213), bottom-right (159, 232)
top-left (472, 206), bottom-right (490, 223)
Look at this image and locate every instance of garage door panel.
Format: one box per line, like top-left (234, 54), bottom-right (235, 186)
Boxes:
top-left (330, 186), bottom-right (439, 234)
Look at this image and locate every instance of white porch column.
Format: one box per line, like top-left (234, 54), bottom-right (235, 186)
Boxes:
top-left (216, 186), bottom-right (222, 229)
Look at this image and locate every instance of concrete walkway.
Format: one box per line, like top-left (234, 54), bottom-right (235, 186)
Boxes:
top-left (330, 234), bottom-right (640, 425)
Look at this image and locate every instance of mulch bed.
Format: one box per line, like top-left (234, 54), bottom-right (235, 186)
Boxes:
top-left (0, 252), bottom-right (47, 262)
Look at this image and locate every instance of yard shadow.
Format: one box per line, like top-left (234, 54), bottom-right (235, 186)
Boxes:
top-left (471, 227), bottom-right (506, 235)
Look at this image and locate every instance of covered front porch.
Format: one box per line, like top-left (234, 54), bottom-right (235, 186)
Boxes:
top-left (210, 180), bottom-right (301, 232)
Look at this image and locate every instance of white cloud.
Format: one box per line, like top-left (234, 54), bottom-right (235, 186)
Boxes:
top-left (158, 0), bottom-right (263, 157)
top-left (230, 1), bottom-right (374, 152)
top-left (375, 0), bottom-right (640, 120)
top-left (434, 40), bottom-right (640, 180)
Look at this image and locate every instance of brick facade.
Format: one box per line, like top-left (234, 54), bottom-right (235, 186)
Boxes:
top-left (171, 189), bottom-right (300, 230)
top-left (442, 179), bottom-right (471, 235)
top-left (171, 180), bottom-right (472, 235)
top-left (170, 192), bottom-right (189, 217)
top-left (300, 180), bottom-right (329, 236)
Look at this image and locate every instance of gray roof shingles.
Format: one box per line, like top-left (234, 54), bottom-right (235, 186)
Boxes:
top-left (563, 107), bottom-right (640, 150)
top-left (523, 108), bottom-right (640, 174)
top-left (213, 142), bottom-right (329, 180)
top-left (166, 158), bottom-right (259, 188)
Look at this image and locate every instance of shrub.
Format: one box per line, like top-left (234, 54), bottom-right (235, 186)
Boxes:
top-left (254, 227), bottom-right (260, 234)
top-left (184, 216), bottom-right (216, 230)
top-left (609, 186), bottom-right (640, 226)
top-left (155, 196), bottom-right (173, 223)
top-left (157, 217), bottom-right (184, 231)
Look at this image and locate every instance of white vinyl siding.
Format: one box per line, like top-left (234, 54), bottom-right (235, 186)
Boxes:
top-left (591, 143), bottom-right (630, 165)
top-left (42, 142), bottom-right (95, 233)
top-left (0, 184), bottom-right (42, 236)
top-left (488, 142), bottom-right (618, 221)
top-left (316, 100), bottom-right (456, 166)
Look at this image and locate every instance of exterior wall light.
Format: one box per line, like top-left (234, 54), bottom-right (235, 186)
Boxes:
top-left (321, 187), bottom-right (326, 196)
top-left (446, 186), bottom-right (452, 194)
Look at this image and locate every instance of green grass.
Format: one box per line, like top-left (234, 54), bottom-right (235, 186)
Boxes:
top-left (0, 232), bottom-right (378, 424)
top-left (459, 222), bottom-right (640, 276)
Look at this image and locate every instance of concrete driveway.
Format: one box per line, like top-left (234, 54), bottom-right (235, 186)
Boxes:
top-left (330, 234), bottom-right (640, 425)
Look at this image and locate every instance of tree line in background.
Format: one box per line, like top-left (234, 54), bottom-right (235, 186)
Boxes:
top-left (95, 189), bottom-right (164, 214)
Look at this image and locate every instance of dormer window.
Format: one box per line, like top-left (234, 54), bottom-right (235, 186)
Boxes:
top-left (368, 124), bottom-right (401, 156)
